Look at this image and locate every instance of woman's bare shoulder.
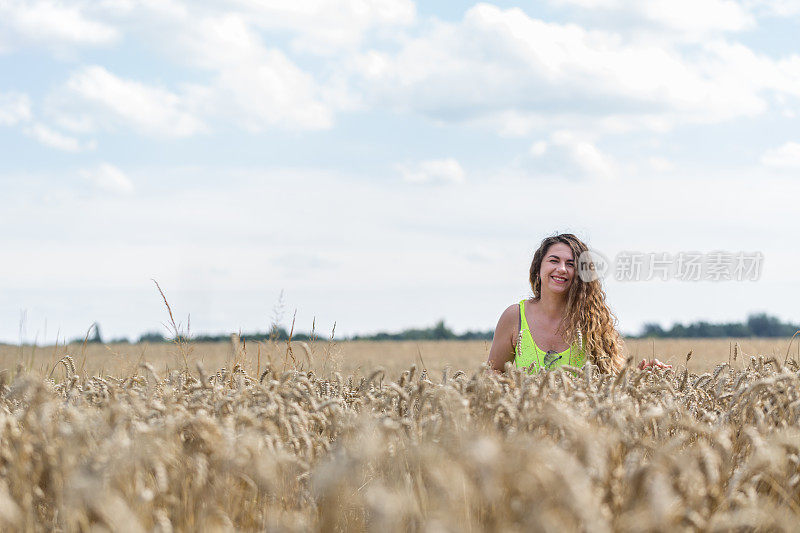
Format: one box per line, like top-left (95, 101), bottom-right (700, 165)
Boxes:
top-left (488, 303), bottom-right (522, 370)
top-left (495, 303), bottom-right (521, 331)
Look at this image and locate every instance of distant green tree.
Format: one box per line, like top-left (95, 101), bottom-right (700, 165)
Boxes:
top-left (432, 320), bottom-right (456, 340)
top-left (746, 313), bottom-right (797, 337)
top-left (138, 331), bottom-right (166, 343)
top-left (635, 313), bottom-right (800, 338)
top-left (350, 321), bottom-right (490, 341)
top-left (641, 323), bottom-right (665, 337)
top-left (724, 323), bottom-right (752, 337)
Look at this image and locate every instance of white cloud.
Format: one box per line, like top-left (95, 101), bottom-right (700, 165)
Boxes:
top-left (531, 132), bottom-right (619, 180)
top-left (643, 0), bottom-right (753, 34)
top-left (170, 13), bottom-right (335, 131)
top-left (350, 4), bottom-right (780, 136)
top-left (648, 156), bottom-right (674, 173)
top-left (24, 122), bottom-right (95, 152)
top-left (399, 158), bottom-right (466, 184)
top-left (564, 141), bottom-right (618, 180)
top-left (549, 0), bottom-right (753, 36)
top-left (0, 0), bottom-right (119, 47)
top-left (744, 0), bottom-right (800, 17)
top-left (701, 40), bottom-right (800, 101)
top-left (761, 141), bottom-right (800, 168)
top-left (37, 6), bottom-right (351, 136)
top-left (530, 141), bottom-right (548, 157)
top-left (78, 2), bottom-right (366, 132)
top-left (96, 0), bottom-right (187, 18)
top-left (55, 65), bottom-right (205, 137)
top-left (80, 163), bottom-right (134, 194)
top-left (0, 92), bottom-right (31, 125)
top-left (233, 0), bottom-right (416, 53)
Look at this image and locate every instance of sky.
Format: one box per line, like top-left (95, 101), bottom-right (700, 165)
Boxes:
top-left (2, 0), bottom-right (800, 344)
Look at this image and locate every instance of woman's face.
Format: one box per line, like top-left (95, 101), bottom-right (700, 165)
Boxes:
top-left (539, 242), bottom-right (575, 296)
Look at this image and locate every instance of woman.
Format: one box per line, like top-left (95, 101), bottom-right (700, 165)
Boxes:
top-left (487, 233), bottom-right (669, 374)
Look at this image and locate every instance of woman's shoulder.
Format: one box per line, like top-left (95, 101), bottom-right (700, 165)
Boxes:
top-left (496, 302), bottom-right (523, 330)
top-left (493, 303), bottom-right (522, 345)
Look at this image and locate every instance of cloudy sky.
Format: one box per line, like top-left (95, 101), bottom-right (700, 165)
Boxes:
top-left (2, 0), bottom-right (799, 344)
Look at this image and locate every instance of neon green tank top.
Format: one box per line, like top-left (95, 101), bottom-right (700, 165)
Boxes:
top-left (514, 300), bottom-right (585, 373)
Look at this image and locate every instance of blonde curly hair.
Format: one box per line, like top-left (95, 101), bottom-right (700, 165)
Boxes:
top-left (529, 233), bottom-right (624, 374)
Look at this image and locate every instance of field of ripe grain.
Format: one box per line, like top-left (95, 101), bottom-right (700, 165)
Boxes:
top-left (1, 337), bottom-right (796, 378)
top-left (0, 348), bottom-right (799, 531)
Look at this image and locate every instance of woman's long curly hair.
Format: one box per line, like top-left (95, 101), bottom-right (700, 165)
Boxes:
top-left (529, 233), bottom-right (624, 374)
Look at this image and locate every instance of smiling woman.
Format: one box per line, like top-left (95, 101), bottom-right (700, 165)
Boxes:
top-left (487, 233), bottom-right (626, 374)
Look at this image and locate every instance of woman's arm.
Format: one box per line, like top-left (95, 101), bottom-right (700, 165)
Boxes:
top-left (638, 358), bottom-right (672, 370)
top-left (486, 304), bottom-right (519, 373)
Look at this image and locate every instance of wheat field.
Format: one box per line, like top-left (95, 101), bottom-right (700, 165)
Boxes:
top-left (1, 337), bottom-right (796, 378)
top-left (0, 338), bottom-right (799, 531)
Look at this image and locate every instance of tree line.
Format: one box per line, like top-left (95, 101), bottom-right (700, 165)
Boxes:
top-left (74, 313), bottom-right (799, 344)
top-left (636, 313), bottom-right (799, 338)
top-left (82, 320), bottom-right (492, 344)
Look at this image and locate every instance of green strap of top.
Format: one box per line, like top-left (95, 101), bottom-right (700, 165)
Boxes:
top-left (514, 300), bottom-right (586, 373)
